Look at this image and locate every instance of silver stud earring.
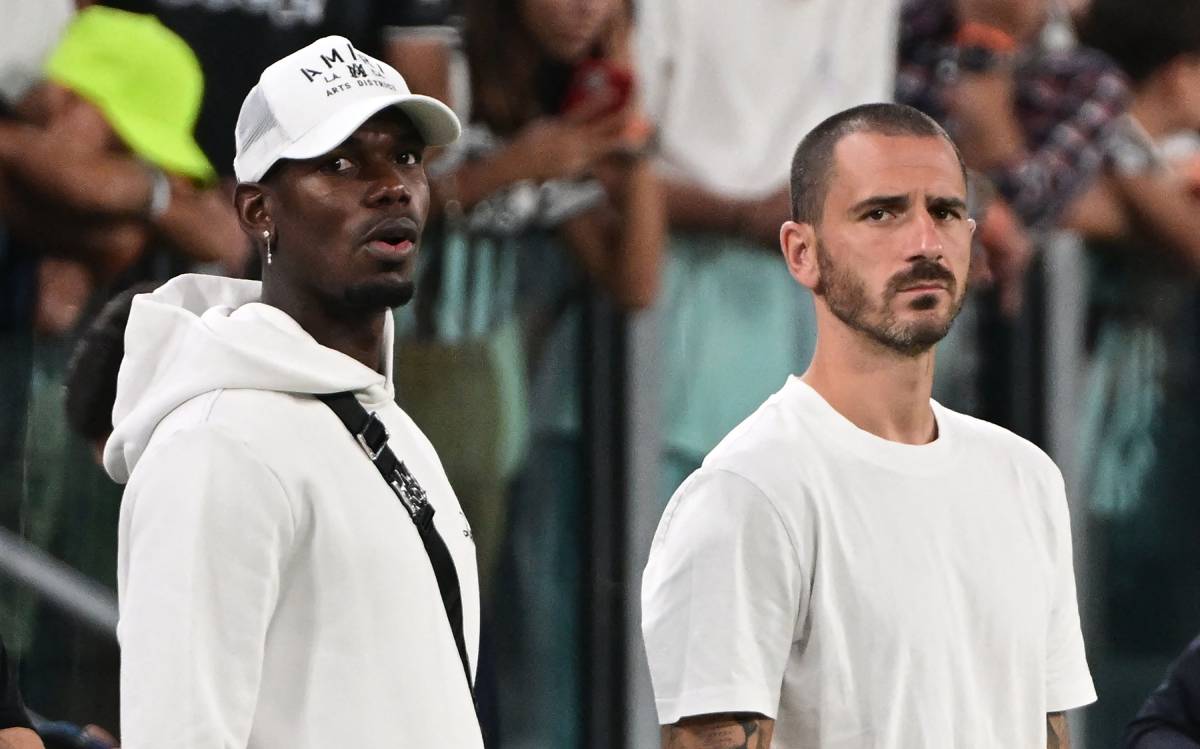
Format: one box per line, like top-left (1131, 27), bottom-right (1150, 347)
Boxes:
top-left (263, 229), bottom-right (272, 266)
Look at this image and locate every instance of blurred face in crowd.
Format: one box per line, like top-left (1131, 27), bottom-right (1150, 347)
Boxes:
top-left (798, 133), bottom-right (974, 356)
top-left (239, 108), bottom-right (429, 314)
top-left (519, 0), bottom-right (620, 62)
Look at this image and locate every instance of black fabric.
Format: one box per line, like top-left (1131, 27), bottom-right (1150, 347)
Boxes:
top-left (99, 0), bottom-right (455, 176)
top-left (316, 392), bottom-right (478, 718)
top-left (1125, 634), bottom-right (1200, 748)
top-left (0, 638), bottom-right (32, 730)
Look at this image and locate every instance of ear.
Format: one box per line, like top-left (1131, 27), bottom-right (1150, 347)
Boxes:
top-left (234, 182), bottom-right (272, 246)
top-left (781, 220), bottom-right (820, 291)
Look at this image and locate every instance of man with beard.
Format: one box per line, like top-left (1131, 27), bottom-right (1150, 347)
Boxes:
top-left (104, 37), bottom-right (483, 748)
top-left (641, 103), bottom-right (1095, 749)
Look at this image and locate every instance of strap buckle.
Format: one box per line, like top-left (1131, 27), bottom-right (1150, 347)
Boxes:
top-left (390, 461), bottom-right (435, 531)
top-left (355, 411), bottom-right (389, 461)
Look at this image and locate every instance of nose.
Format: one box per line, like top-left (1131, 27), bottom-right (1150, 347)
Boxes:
top-left (907, 208), bottom-right (944, 262)
top-left (363, 162), bottom-right (411, 208)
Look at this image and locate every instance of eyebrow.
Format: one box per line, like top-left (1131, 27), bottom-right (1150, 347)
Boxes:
top-left (848, 194), bottom-right (969, 216)
top-left (849, 195), bottom-right (909, 215)
top-left (928, 196), bottom-right (968, 214)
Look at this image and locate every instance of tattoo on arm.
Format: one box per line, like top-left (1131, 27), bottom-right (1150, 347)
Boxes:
top-left (662, 713), bottom-right (775, 749)
top-left (1047, 711), bottom-right (1070, 749)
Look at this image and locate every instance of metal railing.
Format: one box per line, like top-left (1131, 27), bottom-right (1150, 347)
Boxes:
top-left (0, 525), bottom-right (118, 640)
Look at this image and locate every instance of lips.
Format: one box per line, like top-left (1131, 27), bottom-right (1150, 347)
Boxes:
top-left (359, 217), bottom-right (419, 262)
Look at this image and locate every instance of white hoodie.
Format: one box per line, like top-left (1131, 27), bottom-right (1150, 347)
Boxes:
top-left (105, 274), bottom-right (483, 749)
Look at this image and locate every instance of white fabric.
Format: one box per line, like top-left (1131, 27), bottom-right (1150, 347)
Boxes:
top-left (635, 0), bottom-right (901, 199)
top-left (106, 274), bottom-right (483, 749)
top-left (234, 35), bottom-right (460, 182)
top-left (642, 377), bottom-right (1096, 748)
top-left (0, 0), bottom-right (73, 104)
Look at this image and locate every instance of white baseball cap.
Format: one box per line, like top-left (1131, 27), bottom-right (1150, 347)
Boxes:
top-left (233, 35), bottom-right (461, 183)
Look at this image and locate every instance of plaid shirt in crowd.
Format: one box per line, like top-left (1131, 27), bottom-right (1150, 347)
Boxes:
top-left (896, 0), bottom-right (1132, 230)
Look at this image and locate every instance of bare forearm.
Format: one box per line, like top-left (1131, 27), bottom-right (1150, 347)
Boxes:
top-left (561, 163), bottom-right (667, 309)
top-left (1048, 711), bottom-right (1070, 749)
top-left (384, 37), bottom-right (451, 103)
top-left (662, 714), bottom-right (774, 749)
top-left (1113, 172), bottom-right (1200, 272)
top-left (154, 187), bottom-right (249, 271)
top-left (0, 727), bottom-right (44, 749)
top-left (436, 147), bottom-right (537, 213)
top-left (663, 178), bottom-right (749, 236)
top-left (0, 122), bottom-right (152, 215)
top-left (608, 159), bottom-right (665, 308)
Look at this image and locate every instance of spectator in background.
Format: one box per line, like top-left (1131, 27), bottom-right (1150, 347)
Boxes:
top-left (0, 638), bottom-right (41, 749)
top-left (895, 0), bottom-right (1131, 414)
top-left (0, 7), bottom-right (237, 728)
top-left (1067, 0), bottom-right (1200, 737)
top-left (635, 0), bottom-right (902, 504)
top-left (100, 0), bottom-right (463, 176)
top-left (402, 0), bottom-right (662, 744)
top-left (65, 283), bottom-right (160, 465)
top-left (1125, 633), bottom-right (1200, 748)
top-left (0, 6), bottom-right (246, 336)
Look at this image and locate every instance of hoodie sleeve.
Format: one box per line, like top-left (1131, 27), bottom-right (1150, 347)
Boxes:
top-left (116, 426), bottom-right (296, 749)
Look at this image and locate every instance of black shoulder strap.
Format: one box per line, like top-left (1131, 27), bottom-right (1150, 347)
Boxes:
top-left (317, 391), bottom-right (478, 717)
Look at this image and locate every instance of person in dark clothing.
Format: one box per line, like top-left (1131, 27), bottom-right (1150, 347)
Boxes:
top-left (64, 282), bottom-right (160, 464)
top-left (0, 638), bottom-right (42, 749)
top-left (1126, 635), bottom-right (1200, 748)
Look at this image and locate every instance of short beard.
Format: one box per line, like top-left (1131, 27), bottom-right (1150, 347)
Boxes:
top-left (815, 240), bottom-right (965, 357)
top-left (342, 278), bottom-right (416, 311)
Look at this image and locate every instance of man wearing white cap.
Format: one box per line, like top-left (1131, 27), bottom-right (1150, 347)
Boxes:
top-left (105, 36), bottom-right (481, 748)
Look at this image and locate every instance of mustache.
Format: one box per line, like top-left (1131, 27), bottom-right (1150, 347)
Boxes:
top-left (887, 259), bottom-right (957, 295)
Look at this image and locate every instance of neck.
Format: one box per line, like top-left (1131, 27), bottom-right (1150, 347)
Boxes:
top-left (261, 281), bottom-right (388, 374)
top-left (801, 316), bottom-right (938, 445)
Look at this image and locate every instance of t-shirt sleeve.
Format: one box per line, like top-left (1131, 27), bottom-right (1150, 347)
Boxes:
top-left (1043, 465), bottom-right (1098, 712)
top-left (641, 467), bottom-right (803, 725)
top-left (0, 640), bottom-right (32, 730)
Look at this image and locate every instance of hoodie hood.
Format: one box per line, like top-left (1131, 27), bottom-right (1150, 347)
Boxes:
top-left (104, 273), bottom-right (395, 483)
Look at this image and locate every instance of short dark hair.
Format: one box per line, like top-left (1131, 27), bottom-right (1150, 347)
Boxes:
top-left (789, 102), bottom-right (966, 224)
top-left (1079, 0), bottom-right (1200, 84)
top-left (65, 282), bottom-right (159, 442)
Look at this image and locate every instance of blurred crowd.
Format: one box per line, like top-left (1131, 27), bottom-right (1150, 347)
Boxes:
top-left (0, 0), bottom-right (1199, 746)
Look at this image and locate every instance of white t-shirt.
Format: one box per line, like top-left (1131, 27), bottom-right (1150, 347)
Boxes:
top-left (635, 0), bottom-right (901, 199)
top-left (642, 377), bottom-right (1096, 748)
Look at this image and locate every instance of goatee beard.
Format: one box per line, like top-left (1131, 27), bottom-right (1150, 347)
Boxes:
top-left (342, 278), bottom-right (416, 311)
top-left (817, 246), bottom-right (964, 357)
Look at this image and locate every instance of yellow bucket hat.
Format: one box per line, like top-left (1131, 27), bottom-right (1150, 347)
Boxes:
top-left (45, 6), bottom-right (215, 183)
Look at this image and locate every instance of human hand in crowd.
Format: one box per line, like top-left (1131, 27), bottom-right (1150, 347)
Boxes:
top-left (955, 0), bottom-right (1047, 40)
top-left (34, 258), bottom-right (94, 336)
top-left (505, 97), bottom-right (632, 183)
top-left (155, 176), bottom-right (252, 276)
top-left (561, 151), bottom-right (664, 310)
top-left (975, 199), bottom-right (1034, 316)
top-left (946, 71), bottom-right (1027, 172)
